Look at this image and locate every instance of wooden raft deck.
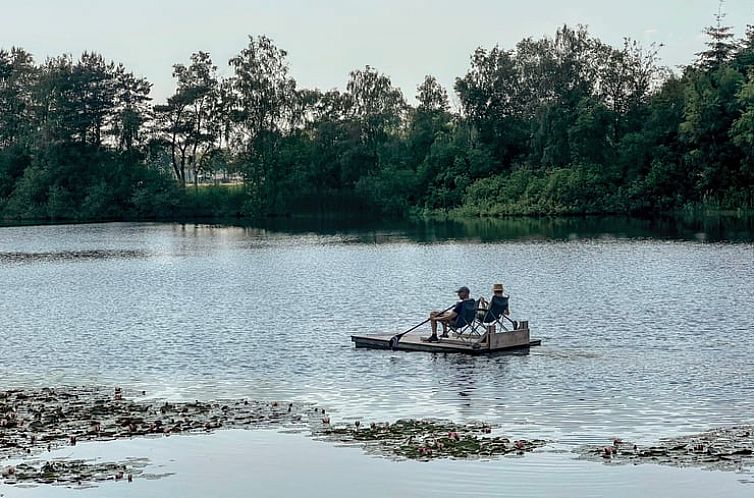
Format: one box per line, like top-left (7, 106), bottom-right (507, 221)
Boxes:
top-left (351, 327), bottom-right (541, 355)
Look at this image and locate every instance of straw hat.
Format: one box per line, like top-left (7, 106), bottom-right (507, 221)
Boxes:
top-left (493, 283), bottom-right (504, 293)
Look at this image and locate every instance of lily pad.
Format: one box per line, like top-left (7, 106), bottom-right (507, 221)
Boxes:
top-left (1, 456), bottom-right (157, 487)
top-left (0, 387), bottom-right (314, 460)
top-left (317, 419), bottom-right (546, 461)
top-left (577, 425), bottom-right (754, 473)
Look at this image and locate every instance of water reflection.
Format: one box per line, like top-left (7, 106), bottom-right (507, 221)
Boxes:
top-left (254, 213), bottom-right (754, 243)
top-left (8, 431), bottom-right (752, 498)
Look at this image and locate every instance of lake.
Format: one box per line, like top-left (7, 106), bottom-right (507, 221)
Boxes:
top-left (1, 216), bottom-right (753, 497)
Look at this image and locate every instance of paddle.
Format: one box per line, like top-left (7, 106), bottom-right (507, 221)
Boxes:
top-left (388, 303), bottom-right (456, 349)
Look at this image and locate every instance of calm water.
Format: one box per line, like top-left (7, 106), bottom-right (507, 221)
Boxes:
top-left (2, 218), bottom-right (753, 496)
top-left (7, 430), bottom-right (754, 498)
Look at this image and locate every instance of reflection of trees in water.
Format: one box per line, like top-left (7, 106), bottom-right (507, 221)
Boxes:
top-left (432, 215), bottom-right (754, 243)
top-left (232, 214), bottom-right (754, 243)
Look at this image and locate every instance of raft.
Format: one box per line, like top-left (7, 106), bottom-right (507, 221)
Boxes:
top-left (351, 321), bottom-right (541, 355)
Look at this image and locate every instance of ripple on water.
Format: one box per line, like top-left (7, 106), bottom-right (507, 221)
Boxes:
top-left (1, 222), bottom-right (753, 450)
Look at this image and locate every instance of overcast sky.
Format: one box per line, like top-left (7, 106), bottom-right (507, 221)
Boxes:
top-left (2, 0), bottom-right (753, 103)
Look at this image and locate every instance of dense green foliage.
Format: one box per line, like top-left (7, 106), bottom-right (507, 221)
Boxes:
top-left (1, 17), bottom-right (753, 222)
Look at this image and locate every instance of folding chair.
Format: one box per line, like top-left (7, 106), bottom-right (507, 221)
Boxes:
top-left (448, 299), bottom-right (487, 344)
top-left (480, 294), bottom-right (517, 333)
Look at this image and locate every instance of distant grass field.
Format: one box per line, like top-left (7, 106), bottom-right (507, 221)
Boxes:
top-left (193, 182), bottom-right (245, 190)
top-left (182, 183), bottom-right (247, 217)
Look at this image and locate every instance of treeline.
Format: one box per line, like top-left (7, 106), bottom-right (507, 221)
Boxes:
top-left (1, 18), bottom-right (754, 222)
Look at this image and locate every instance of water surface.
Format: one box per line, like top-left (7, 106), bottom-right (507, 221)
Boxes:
top-left (1, 217), bottom-right (753, 495)
top-left (7, 431), bottom-right (753, 498)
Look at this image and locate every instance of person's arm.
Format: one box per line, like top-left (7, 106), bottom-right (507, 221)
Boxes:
top-left (433, 301), bottom-right (461, 321)
top-left (431, 309), bottom-right (458, 321)
top-left (432, 310), bottom-right (457, 322)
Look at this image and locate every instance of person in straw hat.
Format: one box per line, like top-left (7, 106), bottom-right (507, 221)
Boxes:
top-left (477, 283), bottom-right (511, 334)
top-left (479, 283), bottom-right (510, 314)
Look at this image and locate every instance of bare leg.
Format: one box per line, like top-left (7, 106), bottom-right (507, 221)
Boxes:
top-left (427, 311), bottom-right (446, 340)
top-left (441, 322), bottom-right (449, 337)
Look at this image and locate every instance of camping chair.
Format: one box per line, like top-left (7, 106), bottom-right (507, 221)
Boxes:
top-left (447, 299), bottom-right (487, 344)
top-left (480, 294), bottom-right (517, 333)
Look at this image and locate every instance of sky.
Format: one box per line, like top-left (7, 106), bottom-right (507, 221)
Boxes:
top-left (1, 0), bottom-right (753, 104)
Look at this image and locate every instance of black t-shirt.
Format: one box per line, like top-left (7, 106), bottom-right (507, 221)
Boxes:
top-left (452, 301), bottom-right (464, 316)
top-left (451, 299), bottom-right (472, 327)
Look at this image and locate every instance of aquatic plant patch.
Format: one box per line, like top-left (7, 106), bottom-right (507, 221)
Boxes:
top-left (0, 387), bottom-right (314, 461)
top-left (578, 426), bottom-right (754, 473)
top-left (1, 457), bottom-right (163, 487)
top-left (317, 419), bottom-right (546, 460)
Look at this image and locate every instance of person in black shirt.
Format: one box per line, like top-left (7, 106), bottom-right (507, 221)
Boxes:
top-left (425, 286), bottom-right (472, 342)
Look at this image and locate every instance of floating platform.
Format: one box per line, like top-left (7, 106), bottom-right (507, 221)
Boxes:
top-left (351, 324), bottom-right (541, 355)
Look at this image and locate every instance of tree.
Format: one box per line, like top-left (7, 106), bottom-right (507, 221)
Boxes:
top-left (300, 89), bottom-right (354, 194)
top-left (730, 72), bottom-right (754, 205)
top-left (0, 48), bottom-right (36, 148)
top-left (455, 41), bottom-right (539, 167)
top-left (407, 75), bottom-right (452, 169)
top-left (696, 2), bottom-right (738, 69)
top-left (416, 75), bottom-right (449, 114)
top-left (733, 24), bottom-right (754, 70)
top-left (153, 91), bottom-right (192, 185)
top-left (680, 64), bottom-right (744, 200)
top-left (0, 48), bottom-right (36, 203)
top-left (228, 35), bottom-right (296, 214)
top-left (174, 52), bottom-right (219, 187)
top-left (346, 65), bottom-right (405, 150)
top-left (111, 66), bottom-right (152, 153)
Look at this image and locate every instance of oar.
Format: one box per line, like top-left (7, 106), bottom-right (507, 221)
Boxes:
top-left (388, 303), bottom-right (456, 349)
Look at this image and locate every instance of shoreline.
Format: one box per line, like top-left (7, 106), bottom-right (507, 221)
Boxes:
top-left (1, 209), bottom-right (753, 231)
